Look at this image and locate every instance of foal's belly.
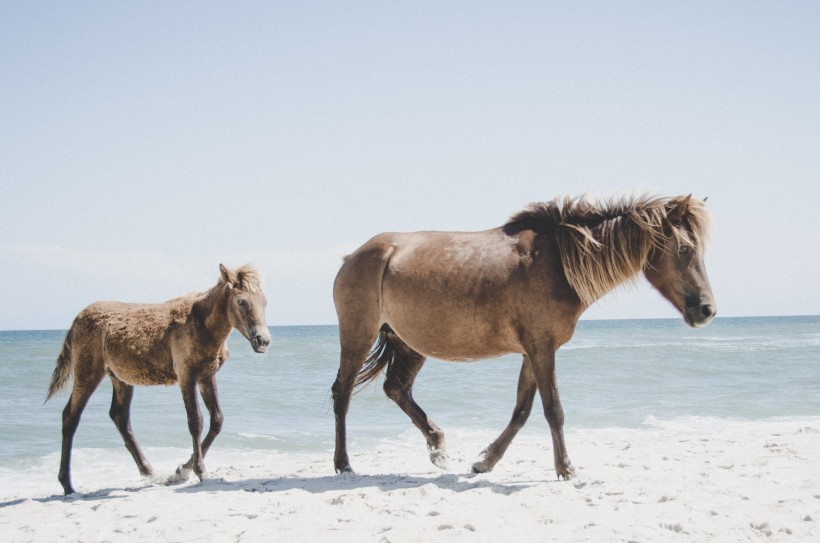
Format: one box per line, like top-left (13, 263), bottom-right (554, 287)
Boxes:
top-left (107, 354), bottom-right (178, 386)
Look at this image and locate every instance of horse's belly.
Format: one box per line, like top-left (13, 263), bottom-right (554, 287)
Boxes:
top-left (414, 343), bottom-right (512, 362)
top-left (386, 312), bottom-right (521, 361)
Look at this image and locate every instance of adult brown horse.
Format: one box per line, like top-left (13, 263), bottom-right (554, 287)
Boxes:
top-left (47, 264), bottom-right (271, 495)
top-left (331, 194), bottom-right (715, 479)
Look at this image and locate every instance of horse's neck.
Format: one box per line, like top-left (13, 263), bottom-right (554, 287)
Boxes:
top-left (554, 224), bottom-right (652, 309)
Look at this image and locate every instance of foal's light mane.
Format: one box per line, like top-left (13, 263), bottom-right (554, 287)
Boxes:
top-left (506, 194), bottom-right (711, 306)
top-left (190, 264), bottom-right (264, 322)
top-left (229, 264), bottom-right (263, 293)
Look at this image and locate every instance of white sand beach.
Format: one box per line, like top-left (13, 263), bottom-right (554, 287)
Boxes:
top-left (1, 419), bottom-right (818, 542)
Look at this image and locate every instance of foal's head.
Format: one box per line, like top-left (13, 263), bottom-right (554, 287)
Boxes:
top-left (643, 196), bottom-right (716, 328)
top-left (219, 264), bottom-right (271, 352)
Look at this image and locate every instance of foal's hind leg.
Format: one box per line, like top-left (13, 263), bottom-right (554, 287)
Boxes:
top-left (179, 374), bottom-right (223, 473)
top-left (382, 341), bottom-right (448, 469)
top-left (109, 373), bottom-right (154, 478)
top-left (473, 356), bottom-right (537, 473)
top-left (58, 364), bottom-right (105, 494)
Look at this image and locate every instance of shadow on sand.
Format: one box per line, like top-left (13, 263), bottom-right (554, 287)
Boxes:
top-left (1, 469), bottom-right (558, 506)
top-left (173, 471), bottom-right (555, 496)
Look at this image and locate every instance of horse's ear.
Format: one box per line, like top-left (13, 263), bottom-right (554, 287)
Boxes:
top-left (219, 263), bottom-right (237, 288)
top-left (668, 194), bottom-right (692, 223)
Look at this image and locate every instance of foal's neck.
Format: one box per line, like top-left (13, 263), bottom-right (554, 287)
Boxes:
top-left (196, 284), bottom-right (233, 343)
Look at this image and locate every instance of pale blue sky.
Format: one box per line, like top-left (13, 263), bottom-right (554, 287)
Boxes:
top-left (1, 2), bottom-right (818, 329)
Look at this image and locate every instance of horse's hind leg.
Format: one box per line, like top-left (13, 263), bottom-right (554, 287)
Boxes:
top-left (108, 373), bottom-right (153, 477)
top-left (382, 336), bottom-right (448, 469)
top-left (331, 337), bottom-right (376, 474)
top-left (473, 356), bottom-right (537, 473)
top-left (332, 239), bottom-right (393, 474)
top-left (179, 374), bottom-right (223, 473)
top-left (58, 364), bottom-right (105, 494)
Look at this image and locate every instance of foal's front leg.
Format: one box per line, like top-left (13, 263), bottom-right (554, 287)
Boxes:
top-left (178, 372), bottom-right (206, 481)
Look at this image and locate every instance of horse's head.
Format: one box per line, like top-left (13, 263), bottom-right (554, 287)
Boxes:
top-left (219, 264), bottom-right (272, 353)
top-left (643, 196), bottom-right (716, 328)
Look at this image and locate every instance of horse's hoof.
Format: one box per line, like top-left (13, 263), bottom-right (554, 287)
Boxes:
top-left (429, 448), bottom-right (449, 470)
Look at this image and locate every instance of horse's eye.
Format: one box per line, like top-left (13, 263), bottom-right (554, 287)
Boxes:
top-left (237, 299), bottom-right (245, 306)
top-left (679, 246), bottom-right (691, 255)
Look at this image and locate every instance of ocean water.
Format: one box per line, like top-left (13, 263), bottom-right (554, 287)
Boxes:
top-left (1, 315), bottom-right (818, 496)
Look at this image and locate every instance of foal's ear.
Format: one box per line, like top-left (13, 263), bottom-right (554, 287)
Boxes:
top-left (219, 263), bottom-right (237, 288)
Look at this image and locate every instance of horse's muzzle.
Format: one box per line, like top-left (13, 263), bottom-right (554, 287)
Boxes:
top-left (250, 331), bottom-right (271, 353)
top-left (685, 303), bottom-right (716, 328)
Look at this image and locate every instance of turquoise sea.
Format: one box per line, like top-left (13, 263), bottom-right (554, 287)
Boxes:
top-left (1, 316), bottom-right (818, 496)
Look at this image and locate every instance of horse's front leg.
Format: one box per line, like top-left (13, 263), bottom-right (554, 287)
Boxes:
top-left (177, 372), bottom-right (206, 481)
top-left (473, 356), bottom-right (537, 473)
top-left (528, 346), bottom-right (575, 480)
top-left (180, 375), bottom-right (223, 472)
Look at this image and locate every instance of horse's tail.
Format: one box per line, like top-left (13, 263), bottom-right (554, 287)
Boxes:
top-left (354, 324), bottom-right (398, 391)
top-left (46, 325), bottom-right (75, 401)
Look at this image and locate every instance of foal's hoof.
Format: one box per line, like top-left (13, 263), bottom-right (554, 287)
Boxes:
top-left (556, 465), bottom-right (576, 481)
top-left (166, 465), bottom-right (193, 484)
top-left (429, 448), bottom-right (449, 470)
top-left (471, 460), bottom-right (492, 474)
top-left (471, 449), bottom-right (494, 473)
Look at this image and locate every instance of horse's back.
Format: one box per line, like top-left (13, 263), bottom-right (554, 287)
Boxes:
top-left (336, 228), bottom-right (518, 306)
top-left (336, 228), bottom-right (533, 359)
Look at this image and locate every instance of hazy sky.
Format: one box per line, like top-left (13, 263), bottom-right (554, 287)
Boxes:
top-left (1, 2), bottom-right (818, 330)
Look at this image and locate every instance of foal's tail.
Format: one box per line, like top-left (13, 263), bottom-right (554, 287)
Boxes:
top-left (354, 324), bottom-right (398, 391)
top-left (46, 325), bottom-right (75, 401)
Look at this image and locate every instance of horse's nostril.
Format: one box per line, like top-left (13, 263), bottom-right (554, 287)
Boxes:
top-left (701, 304), bottom-right (715, 318)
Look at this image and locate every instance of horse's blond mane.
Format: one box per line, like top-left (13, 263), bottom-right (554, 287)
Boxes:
top-left (505, 194), bottom-right (711, 306)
